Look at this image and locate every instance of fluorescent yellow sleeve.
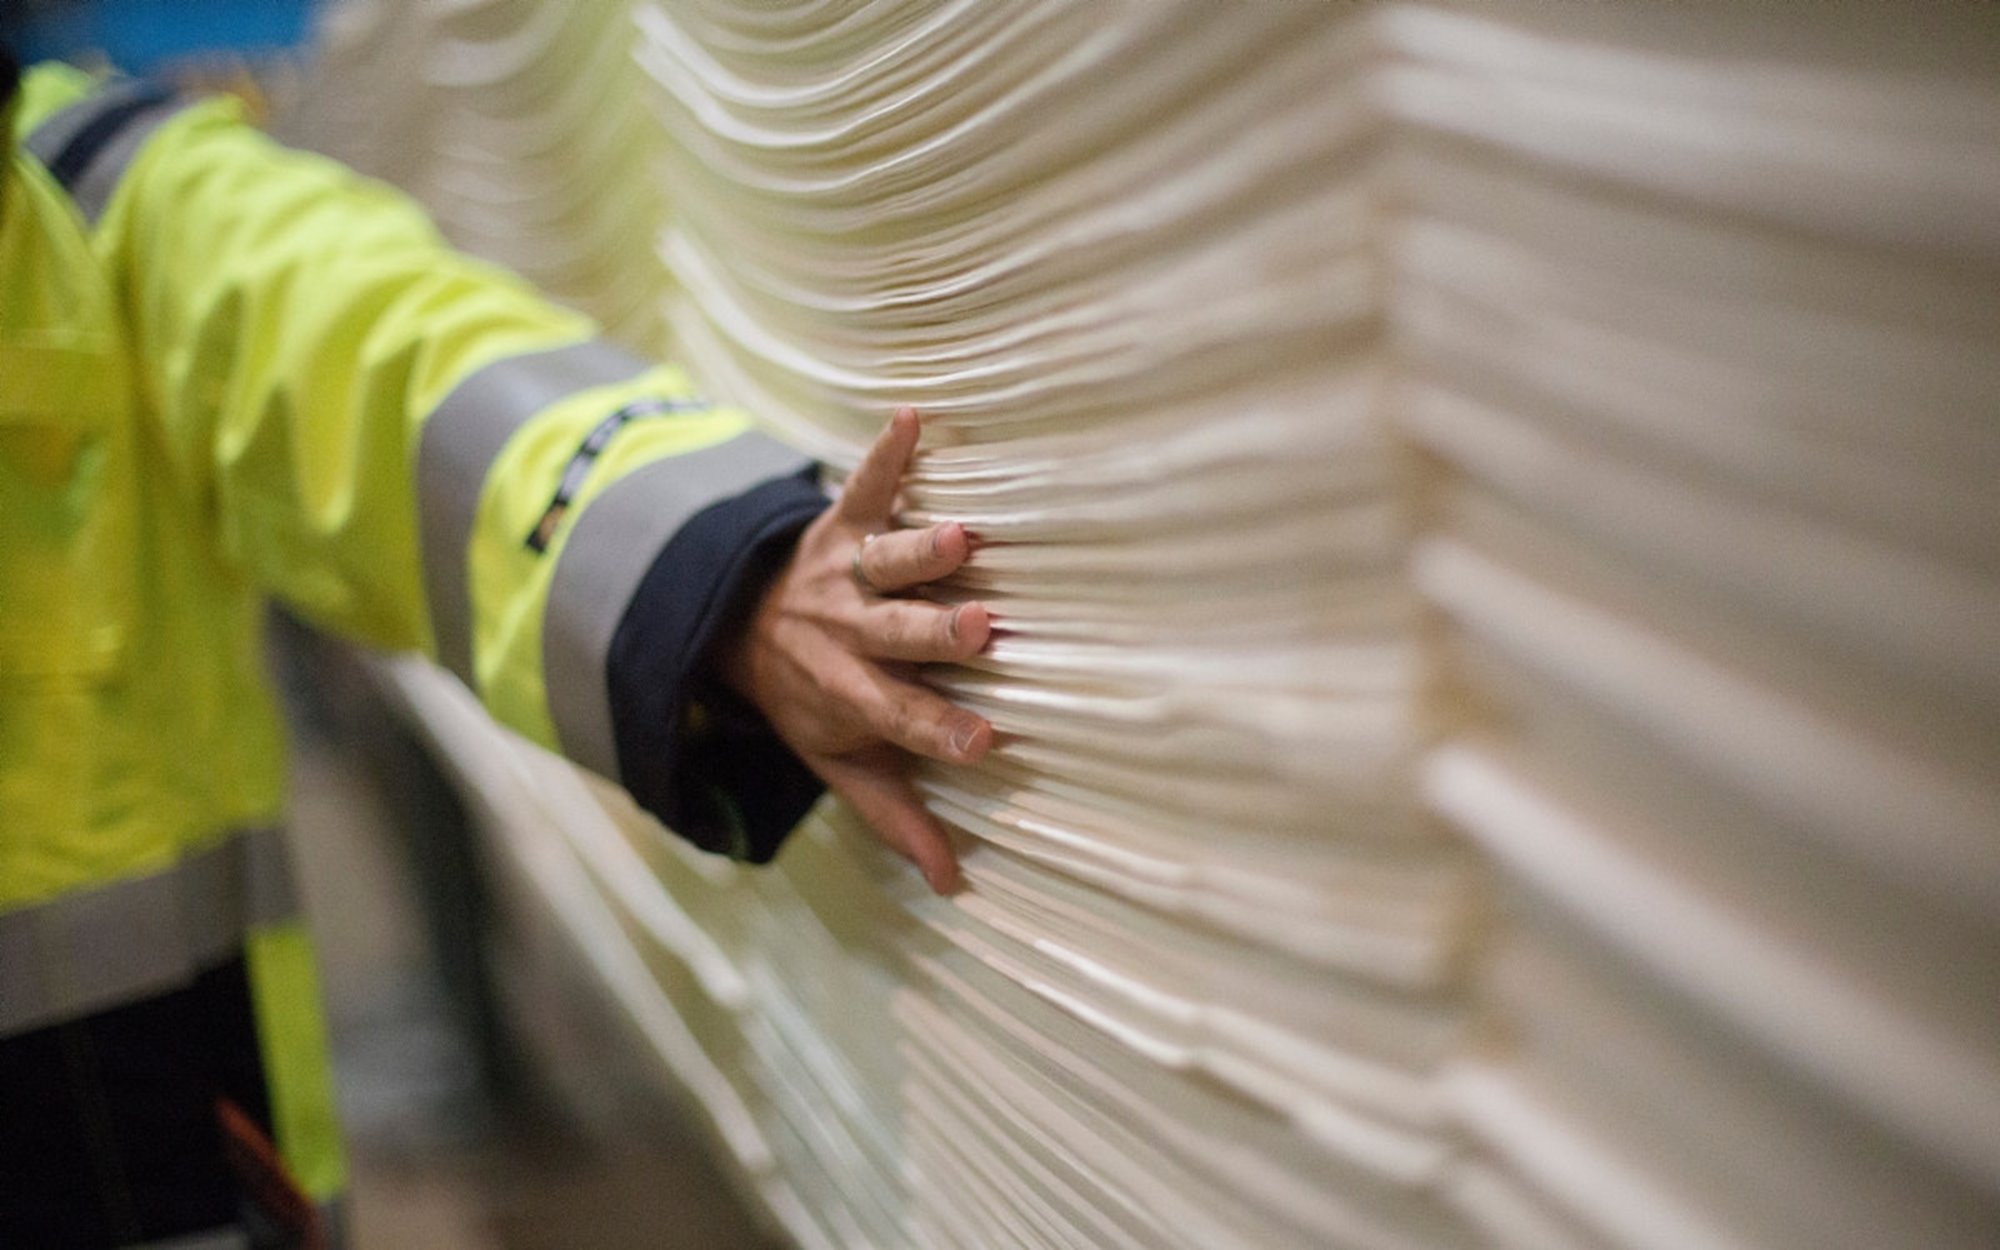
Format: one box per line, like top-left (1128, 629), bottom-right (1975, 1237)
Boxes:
top-left (95, 93), bottom-right (592, 654)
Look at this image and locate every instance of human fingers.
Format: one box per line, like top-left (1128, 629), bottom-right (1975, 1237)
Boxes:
top-left (856, 599), bottom-right (989, 663)
top-left (835, 406), bottom-right (920, 526)
top-left (840, 664), bottom-right (993, 765)
top-left (817, 751), bottom-right (960, 894)
top-left (853, 520), bottom-right (973, 593)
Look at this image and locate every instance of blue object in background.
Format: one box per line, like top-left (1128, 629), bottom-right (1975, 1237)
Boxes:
top-left (9, 0), bottom-right (322, 74)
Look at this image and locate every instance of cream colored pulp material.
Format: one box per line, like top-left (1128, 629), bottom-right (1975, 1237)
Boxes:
top-left (289, 3), bottom-right (2000, 1247)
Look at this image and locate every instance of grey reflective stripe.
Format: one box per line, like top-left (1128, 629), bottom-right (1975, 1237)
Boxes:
top-left (319, 1195), bottom-right (352, 1250)
top-left (543, 431), bottom-right (811, 780)
top-left (22, 79), bottom-right (158, 164)
top-left (0, 826), bottom-right (298, 1039)
top-left (24, 83), bottom-right (192, 225)
top-left (416, 338), bottom-right (654, 685)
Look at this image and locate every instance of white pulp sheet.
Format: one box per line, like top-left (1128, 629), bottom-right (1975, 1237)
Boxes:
top-left (292, 3), bottom-right (2000, 1247)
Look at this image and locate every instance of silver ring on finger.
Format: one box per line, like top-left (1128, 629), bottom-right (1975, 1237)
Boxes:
top-left (851, 532), bottom-right (886, 594)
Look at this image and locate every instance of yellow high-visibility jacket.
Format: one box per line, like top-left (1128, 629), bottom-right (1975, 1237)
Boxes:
top-left (1, 59), bottom-right (823, 1236)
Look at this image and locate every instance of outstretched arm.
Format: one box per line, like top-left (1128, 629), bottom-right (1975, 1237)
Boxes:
top-left (25, 67), bottom-right (989, 884)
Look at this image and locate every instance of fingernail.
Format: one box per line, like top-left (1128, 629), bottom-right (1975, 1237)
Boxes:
top-left (948, 604), bottom-right (964, 642)
top-left (950, 718), bottom-right (980, 757)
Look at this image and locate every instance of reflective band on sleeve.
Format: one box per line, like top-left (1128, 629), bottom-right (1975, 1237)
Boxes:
top-left (245, 920), bottom-right (348, 1205)
top-left (541, 431), bottom-right (811, 781)
top-left (23, 81), bottom-right (192, 225)
top-left (524, 395), bottom-right (712, 553)
top-left (0, 827), bottom-right (298, 1039)
top-left (416, 339), bottom-right (653, 685)
top-left (23, 79), bottom-right (161, 165)
top-left (318, 1196), bottom-right (350, 1250)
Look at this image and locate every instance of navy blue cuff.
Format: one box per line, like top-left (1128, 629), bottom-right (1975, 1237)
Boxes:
top-left (606, 470), bottom-right (827, 862)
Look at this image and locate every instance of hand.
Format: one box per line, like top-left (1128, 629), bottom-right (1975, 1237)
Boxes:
top-left (719, 407), bottom-right (993, 893)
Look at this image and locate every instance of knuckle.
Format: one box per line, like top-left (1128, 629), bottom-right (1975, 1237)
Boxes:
top-left (871, 535), bottom-right (911, 586)
top-left (818, 659), bottom-right (864, 704)
top-left (877, 605), bottom-right (911, 645)
top-left (904, 533), bottom-right (940, 578)
top-left (897, 702), bottom-right (947, 755)
top-left (861, 685), bottom-right (903, 738)
top-left (876, 605), bottom-right (927, 656)
top-left (861, 607), bottom-right (899, 653)
top-left (887, 700), bottom-right (923, 746)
